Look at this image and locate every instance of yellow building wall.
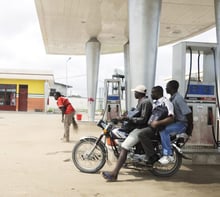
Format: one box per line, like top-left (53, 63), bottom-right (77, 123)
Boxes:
top-left (0, 79), bottom-right (44, 94)
top-left (0, 79), bottom-right (46, 111)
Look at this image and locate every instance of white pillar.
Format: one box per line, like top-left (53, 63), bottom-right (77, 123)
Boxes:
top-left (128, 0), bottom-right (161, 106)
top-left (44, 81), bottom-right (49, 112)
top-left (86, 37), bottom-right (101, 121)
top-left (124, 42), bottom-right (131, 111)
top-left (215, 0), bottom-right (220, 44)
top-left (215, 0), bottom-right (220, 117)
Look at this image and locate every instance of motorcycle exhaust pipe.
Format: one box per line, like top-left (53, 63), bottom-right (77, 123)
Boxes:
top-left (172, 143), bottom-right (192, 160)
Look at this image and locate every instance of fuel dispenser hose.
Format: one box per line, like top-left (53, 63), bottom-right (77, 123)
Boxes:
top-left (184, 47), bottom-right (193, 100)
top-left (211, 47), bottom-right (220, 115)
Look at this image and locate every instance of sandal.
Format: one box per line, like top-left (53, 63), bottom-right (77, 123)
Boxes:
top-left (102, 171), bottom-right (117, 182)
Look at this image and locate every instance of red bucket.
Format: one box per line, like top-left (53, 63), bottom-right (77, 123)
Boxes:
top-left (76, 114), bottom-right (82, 121)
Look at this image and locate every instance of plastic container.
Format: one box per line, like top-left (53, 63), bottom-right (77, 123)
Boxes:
top-left (76, 114), bottom-right (82, 121)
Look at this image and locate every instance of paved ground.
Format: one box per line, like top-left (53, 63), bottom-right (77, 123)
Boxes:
top-left (0, 111), bottom-right (220, 197)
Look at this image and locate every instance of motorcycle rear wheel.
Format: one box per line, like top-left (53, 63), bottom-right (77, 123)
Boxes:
top-left (72, 137), bottom-right (107, 173)
top-left (150, 148), bottom-right (182, 177)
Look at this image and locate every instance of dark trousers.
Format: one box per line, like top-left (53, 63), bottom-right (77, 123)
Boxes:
top-left (138, 127), bottom-right (156, 159)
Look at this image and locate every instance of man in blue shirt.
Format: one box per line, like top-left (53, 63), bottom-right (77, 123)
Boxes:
top-left (159, 80), bottom-right (193, 165)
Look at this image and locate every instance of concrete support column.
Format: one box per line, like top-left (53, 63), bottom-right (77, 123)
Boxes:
top-left (124, 42), bottom-right (131, 111)
top-left (215, 0), bottom-right (220, 117)
top-left (215, 0), bottom-right (220, 43)
top-left (86, 37), bottom-right (101, 121)
top-left (128, 0), bottom-right (161, 106)
top-left (44, 81), bottom-right (49, 113)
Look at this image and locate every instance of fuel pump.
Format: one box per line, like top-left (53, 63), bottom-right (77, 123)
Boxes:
top-left (102, 79), bottom-right (122, 121)
top-left (172, 41), bottom-right (220, 148)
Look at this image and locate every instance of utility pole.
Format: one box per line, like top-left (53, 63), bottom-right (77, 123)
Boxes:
top-left (66, 57), bottom-right (71, 97)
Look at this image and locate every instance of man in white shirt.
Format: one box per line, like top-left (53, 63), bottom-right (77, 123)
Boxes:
top-left (138, 86), bottom-right (174, 165)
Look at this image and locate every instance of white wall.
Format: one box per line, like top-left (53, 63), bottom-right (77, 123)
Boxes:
top-left (47, 96), bottom-right (125, 113)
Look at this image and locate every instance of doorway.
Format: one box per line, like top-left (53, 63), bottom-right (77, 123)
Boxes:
top-left (18, 85), bottom-right (28, 111)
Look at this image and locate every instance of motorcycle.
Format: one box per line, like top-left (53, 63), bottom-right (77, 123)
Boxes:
top-left (72, 119), bottom-right (190, 177)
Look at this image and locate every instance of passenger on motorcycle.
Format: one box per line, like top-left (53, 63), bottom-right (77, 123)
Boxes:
top-left (138, 86), bottom-right (174, 165)
top-left (158, 80), bottom-right (193, 165)
top-left (102, 84), bottom-right (152, 181)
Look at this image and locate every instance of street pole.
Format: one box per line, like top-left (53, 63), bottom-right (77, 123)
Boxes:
top-left (66, 57), bottom-right (71, 97)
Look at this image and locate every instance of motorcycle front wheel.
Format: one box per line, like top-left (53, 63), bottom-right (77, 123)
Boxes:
top-left (72, 137), bottom-right (107, 173)
top-left (150, 148), bottom-right (182, 177)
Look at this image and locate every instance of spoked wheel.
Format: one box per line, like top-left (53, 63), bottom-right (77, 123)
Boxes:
top-left (72, 137), bottom-right (107, 173)
top-left (150, 148), bottom-right (182, 177)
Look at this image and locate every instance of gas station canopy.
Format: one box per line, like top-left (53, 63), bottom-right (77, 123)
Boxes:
top-left (35, 0), bottom-right (215, 55)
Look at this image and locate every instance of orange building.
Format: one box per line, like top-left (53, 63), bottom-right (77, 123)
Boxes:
top-left (0, 69), bottom-right (54, 112)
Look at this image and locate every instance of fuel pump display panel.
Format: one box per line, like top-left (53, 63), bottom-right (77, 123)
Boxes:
top-left (186, 84), bottom-right (215, 101)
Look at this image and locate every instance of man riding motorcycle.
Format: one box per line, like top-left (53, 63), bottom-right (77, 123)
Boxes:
top-left (138, 86), bottom-right (174, 165)
top-left (72, 85), bottom-right (189, 178)
top-left (102, 85), bottom-right (174, 181)
top-left (102, 84), bottom-right (152, 181)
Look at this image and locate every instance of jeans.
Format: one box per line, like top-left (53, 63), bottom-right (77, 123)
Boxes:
top-left (159, 121), bottom-right (187, 156)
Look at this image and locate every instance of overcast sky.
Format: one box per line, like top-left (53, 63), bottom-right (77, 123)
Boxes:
top-left (0, 0), bottom-right (217, 97)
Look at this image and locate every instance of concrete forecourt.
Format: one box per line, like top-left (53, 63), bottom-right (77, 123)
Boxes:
top-left (0, 111), bottom-right (220, 197)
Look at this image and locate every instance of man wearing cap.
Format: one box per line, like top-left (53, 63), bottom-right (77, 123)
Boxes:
top-left (102, 84), bottom-right (152, 181)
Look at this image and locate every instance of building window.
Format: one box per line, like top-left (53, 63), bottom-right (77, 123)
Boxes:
top-left (0, 84), bottom-right (16, 106)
